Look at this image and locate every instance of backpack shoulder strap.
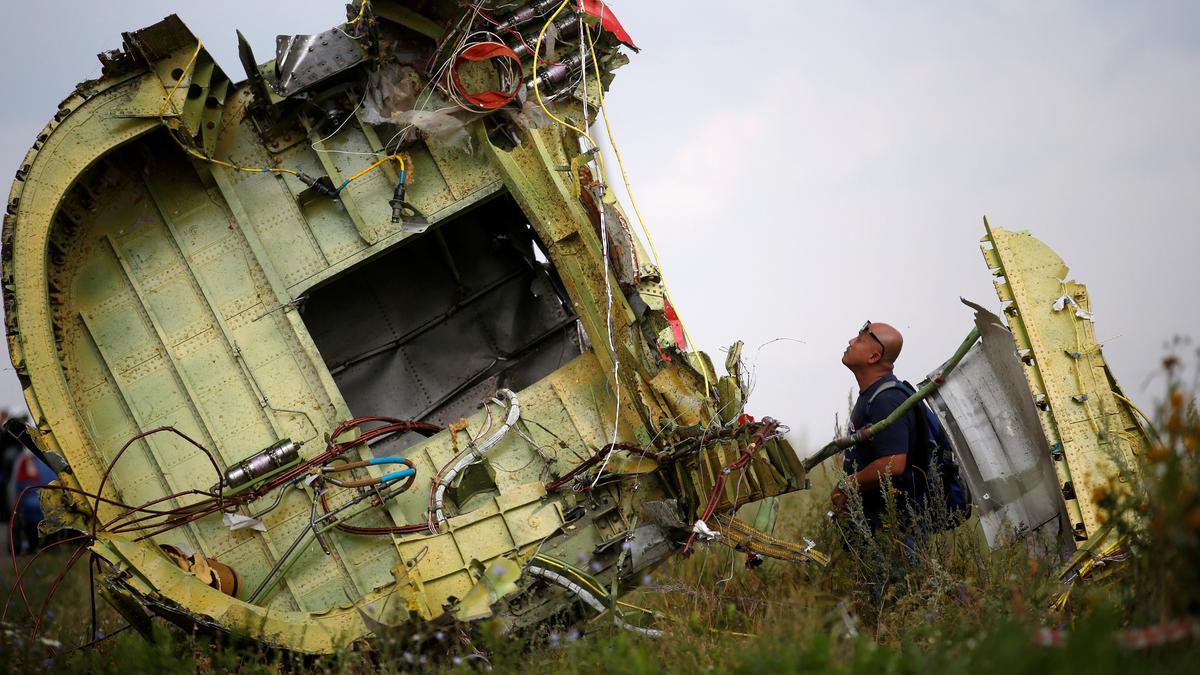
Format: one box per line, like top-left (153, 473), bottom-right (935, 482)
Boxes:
top-left (867, 379), bottom-right (931, 456)
top-left (865, 380), bottom-right (902, 411)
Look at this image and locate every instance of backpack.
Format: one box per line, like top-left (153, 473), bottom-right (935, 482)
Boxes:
top-left (867, 380), bottom-right (972, 531)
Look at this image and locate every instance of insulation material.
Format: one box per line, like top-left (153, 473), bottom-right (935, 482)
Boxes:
top-left (390, 109), bottom-right (472, 152)
top-left (1051, 294), bottom-right (1095, 321)
top-left (363, 63), bottom-right (472, 151)
top-left (362, 63), bottom-right (422, 124)
top-left (507, 97), bottom-right (555, 130)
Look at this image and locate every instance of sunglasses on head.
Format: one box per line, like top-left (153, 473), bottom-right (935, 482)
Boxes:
top-left (861, 320), bottom-right (886, 359)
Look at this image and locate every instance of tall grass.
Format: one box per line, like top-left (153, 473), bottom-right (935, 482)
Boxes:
top-left (3, 361), bottom-right (1199, 673)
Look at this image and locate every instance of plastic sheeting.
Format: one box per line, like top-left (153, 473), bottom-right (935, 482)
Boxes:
top-left (362, 63), bottom-right (472, 151)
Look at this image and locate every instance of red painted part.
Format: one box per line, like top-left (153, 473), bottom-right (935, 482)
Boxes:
top-left (681, 420), bottom-right (780, 556)
top-left (15, 453), bottom-right (40, 482)
top-left (450, 41), bottom-right (524, 109)
top-left (577, 0), bottom-right (639, 51)
top-left (662, 297), bottom-right (687, 351)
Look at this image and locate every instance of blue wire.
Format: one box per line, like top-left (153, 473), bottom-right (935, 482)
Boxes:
top-left (379, 468), bottom-right (416, 483)
top-left (367, 457), bottom-right (408, 466)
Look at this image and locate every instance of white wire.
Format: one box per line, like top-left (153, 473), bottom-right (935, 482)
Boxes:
top-left (717, 468), bottom-right (750, 585)
top-left (444, 31), bottom-right (520, 113)
top-left (382, 4), bottom-right (485, 151)
top-left (583, 23), bottom-right (623, 491)
top-left (526, 565), bottom-right (663, 638)
top-left (309, 86), bottom-right (370, 154)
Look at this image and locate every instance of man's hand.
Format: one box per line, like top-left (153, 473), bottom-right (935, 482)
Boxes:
top-left (830, 480), bottom-right (848, 513)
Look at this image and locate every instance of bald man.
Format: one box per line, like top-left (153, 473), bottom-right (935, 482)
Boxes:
top-left (831, 321), bottom-right (924, 529)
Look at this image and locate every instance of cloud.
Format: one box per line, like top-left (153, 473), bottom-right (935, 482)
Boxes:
top-left (637, 106), bottom-right (774, 225)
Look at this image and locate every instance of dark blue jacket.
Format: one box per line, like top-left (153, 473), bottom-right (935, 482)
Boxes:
top-left (843, 374), bottom-right (923, 525)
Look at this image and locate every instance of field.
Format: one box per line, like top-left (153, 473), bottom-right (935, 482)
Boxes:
top-left (3, 368), bottom-right (1198, 674)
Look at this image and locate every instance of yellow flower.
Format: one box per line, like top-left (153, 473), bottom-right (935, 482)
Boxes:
top-left (1168, 410), bottom-right (1182, 435)
top-left (1186, 507), bottom-right (1200, 532)
top-left (1146, 444), bottom-right (1170, 463)
top-left (1170, 389), bottom-right (1185, 409)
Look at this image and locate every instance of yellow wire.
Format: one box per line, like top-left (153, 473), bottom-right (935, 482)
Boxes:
top-left (581, 24), bottom-right (709, 395)
top-left (1113, 391), bottom-right (1162, 443)
top-left (158, 40), bottom-right (300, 178)
top-left (345, 153), bottom-right (405, 183)
top-left (158, 40), bottom-right (204, 119)
top-left (531, 554), bottom-right (754, 637)
top-left (531, 0), bottom-right (606, 180)
top-left (532, 554), bottom-right (609, 598)
top-left (350, 0), bottom-right (369, 28)
top-left (534, 9), bottom-right (709, 399)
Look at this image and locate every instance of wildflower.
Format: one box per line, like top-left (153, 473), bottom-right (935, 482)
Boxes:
top-left (1186, 507), bottom-right (1200, 531)
top-left (1168, 410), bottom-right (1183, 435)
top-left (1170, 389), bottom-right (1185, 409)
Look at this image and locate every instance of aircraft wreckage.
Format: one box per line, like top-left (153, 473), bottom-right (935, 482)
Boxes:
top-left (3, 0), bottom-right (1151, 654)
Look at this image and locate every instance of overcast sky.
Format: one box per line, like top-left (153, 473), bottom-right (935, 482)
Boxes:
top-left (1, 2), bottom-right (1197, 452)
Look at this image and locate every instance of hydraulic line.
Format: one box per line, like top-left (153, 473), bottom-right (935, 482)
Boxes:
top-left (96, 418), bottom-right (440, 541)
top-left (525, 565), bottom-right (662, 638)
top-left (544, 442), bottom-right (668, 492)
top-left (431, 390), bottom-right (520, 526)
top-left (320, 457), bottom-right (415, 488)
top-left (248, 469), bottom-right (419, 602)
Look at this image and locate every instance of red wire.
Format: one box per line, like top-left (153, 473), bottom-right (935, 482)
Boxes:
top-left (28, 541), bottom-right (90, 658)
top-left (681, 419), bottom-right (780, 556)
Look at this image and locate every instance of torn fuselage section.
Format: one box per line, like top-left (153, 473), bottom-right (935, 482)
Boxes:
top-left (4, 2), bottom-right (814, 653)
top-left (302, 193), bottom-right (582, 432)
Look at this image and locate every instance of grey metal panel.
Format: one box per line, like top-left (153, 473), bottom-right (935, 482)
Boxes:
top-left (300, 194), bottom-right (580, 448)
top-left (927, 300), bottom-right (1072, 552)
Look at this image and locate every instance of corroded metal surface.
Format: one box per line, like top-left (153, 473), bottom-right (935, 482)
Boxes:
top-left (3, 3), bottom-right (810, 652)
top-left (981, 223), bottom-right (1146, 541)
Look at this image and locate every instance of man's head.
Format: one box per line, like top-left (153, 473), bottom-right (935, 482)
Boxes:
top-left (842, 320), bottom-right (903, 378)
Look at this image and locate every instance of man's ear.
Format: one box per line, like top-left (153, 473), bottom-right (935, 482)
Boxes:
top-left (867, 351), bottom-right (882, 365)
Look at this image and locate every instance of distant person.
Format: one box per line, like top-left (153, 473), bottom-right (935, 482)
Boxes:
top-left (8, 447), bottom-right (57, 554)
top-left (0, 411), bottom-right (21, 548)
top-left (830, 321), bottom-right (924, 531)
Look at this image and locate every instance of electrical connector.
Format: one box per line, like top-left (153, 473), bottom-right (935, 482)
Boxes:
top-left (389, 180), bottom-right (407, 224)
top-left (297, 172), bottom-right (339, 199)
